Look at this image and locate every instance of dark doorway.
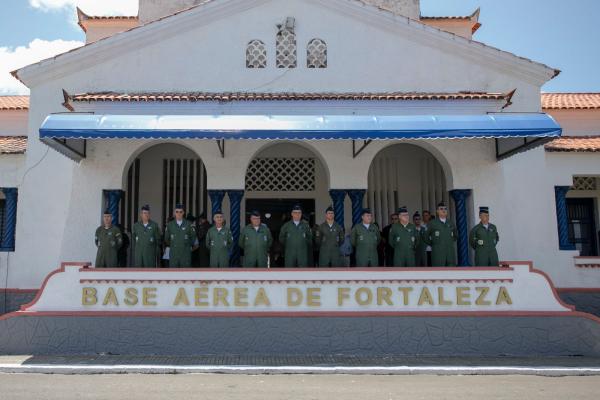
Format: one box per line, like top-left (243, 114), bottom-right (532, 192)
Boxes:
top-left (567, 198), bottom-right (598, 256)
top-left (245, 199), bottom-right (316, 267)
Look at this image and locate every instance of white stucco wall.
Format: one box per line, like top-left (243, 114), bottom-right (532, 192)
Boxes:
top-left (8, 0), bottom-right (594, 290)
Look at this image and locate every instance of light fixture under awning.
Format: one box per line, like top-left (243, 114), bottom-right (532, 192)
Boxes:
top-left (40, 113), bottom-right (561, 140)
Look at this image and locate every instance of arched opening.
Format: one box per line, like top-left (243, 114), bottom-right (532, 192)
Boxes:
top-left (368, 143), bottom-right (450, 228)
top-left (120, 143), bottom-right (208, 235)
top-left (243, 142), bottom-right (329, 267)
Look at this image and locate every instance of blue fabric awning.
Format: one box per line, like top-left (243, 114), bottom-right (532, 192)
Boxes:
top-left (39, 113), bottom-right (561, 141)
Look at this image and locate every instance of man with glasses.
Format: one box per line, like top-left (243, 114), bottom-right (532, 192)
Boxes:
top-left (469, 207), bottom-right (500, 266)
top-left (132, 204), bottom-right (162, 268)
top-left (206, 210), bottom-right (234, 268)
top-left (164, 204), bottom-right (196, 268)
top-left (424, 202), bottom-right (458, 267)
top-left (94, 209), bottom-right (123, 268)
top-left (239, 210), bottom-right (273, 268)
top-left (413, 212), bottom-right (427, 267)
top-left (279, 204), bottom-right (313, 268)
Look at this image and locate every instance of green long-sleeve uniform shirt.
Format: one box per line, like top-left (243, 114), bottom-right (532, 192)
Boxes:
top-left (469, 223), bottom-right (500, 266)
top-left (206, 226), bottom-right (233, 268)
top-left (239, 224), bottom-right (273, 268)
top-left (415, 226), bottom-right (428, 267)
top-left (95, 225), bottom-right (123, 268)
top-left (350, 224), bottom-right (381, 267)
top-left (314, 221), bottom-right (345, 267)
top-left (279, 220), bottom-right (313, 268)
top-left (132, 220), bottom-right (161, 268)
top-left (390, 223), bottom-right (419, 267)
top-left (424, 219), bottom-right (457, 267)
top-left (164, 219), bottom-right (196, 268)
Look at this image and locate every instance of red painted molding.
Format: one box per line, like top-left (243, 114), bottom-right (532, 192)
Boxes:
top-left (0, 288), bottom-right (38, 294)
top-left (557, 288), bottom-right (600, 293)
top-left (79, 266), bottom-right (514, 272)
top-left (2, 310), bottom-right (600, 326)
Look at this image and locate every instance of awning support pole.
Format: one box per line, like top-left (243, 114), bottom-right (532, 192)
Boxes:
top-left (352, 140), bottom-right (372, 158)
top-left (216, 139), bottom-right (225, 158)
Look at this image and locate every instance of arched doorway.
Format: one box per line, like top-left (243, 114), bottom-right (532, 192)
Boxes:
top-left (368, 143), bottom-right (449, 228)
top-left (243, 142), bottom-right (329, 267)
top-left (120, 143), bottom-right (208, 234)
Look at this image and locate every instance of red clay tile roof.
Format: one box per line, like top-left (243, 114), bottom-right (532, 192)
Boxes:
top-left (0, 96), bottom-right (29, 110)
top-left (76, 7), bottom-right (138, 33)
top-left (67, 91), bottom-right (513, 103)
top-left (542, 93), bottom-right (600, 110)
top-left (420, 8), bottom-right (481, 34)
top-left (545, 136), bottom-right (600, 152)
top-left (0, 136), bottom-right (27, 154)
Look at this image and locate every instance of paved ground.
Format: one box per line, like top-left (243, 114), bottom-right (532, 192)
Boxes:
top-left (2, 373), bottom-right (600, 400)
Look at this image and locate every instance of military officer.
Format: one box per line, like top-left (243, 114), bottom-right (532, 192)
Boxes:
top-left (314, 206), bottom-right (345, 267)
top-left (424, 202), bottom-right (458, 267)
top-left (390, 207), bottom-right (419, 267)
top-left (206, 210), bottom-right (234, 268)
top-left (413, 212), bottom-right (428, 267)
top-left (132, 205), bottom-right (162, 268)
top-left (350, 208), bottom-right (381, 267)
top-left (279, 205), bottom-right (313, 268)
top-left (164, 204), bottom-right (196, 268)
top-left (94, 209), bottom-right (123, 268)
top-left (469, 207), bottom-right (500, 266)
top-left (422, 210), bottom-right (433, 266)
top-left (239, 210), bottom-right (273, 268)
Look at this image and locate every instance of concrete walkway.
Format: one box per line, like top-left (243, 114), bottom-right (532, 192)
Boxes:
top-left (1, 355), bottom-right (600, 376)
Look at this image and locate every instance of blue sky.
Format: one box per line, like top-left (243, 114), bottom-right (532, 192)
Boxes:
top-left (1, 0), bottom-right (598, 93)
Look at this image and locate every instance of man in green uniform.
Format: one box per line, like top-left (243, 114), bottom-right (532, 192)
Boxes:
top-left (314, 206), bottom-right (345, 267)
top-left (132, 205), bottom-right (162, 268)
top-left (390, 207), bottom-right (419, 267)
top-left (164, 204), bottom-right (196, 268)
top-left (279, 205), bottom-right (313, 268)
top-left (425, 202), bottom-right (458, 267)
top-left (350, 208), bottom-right (381, 267)
top-left (239, 210), bottom-right (273, 268)
top-left (413, 212), bottom-right (427, 267)
top-left (469, 207), bottom-right (500, 266)
top-left (95, 209), bottom-right (123, 268)
top-left (206, 210), bottom-right (233, 268)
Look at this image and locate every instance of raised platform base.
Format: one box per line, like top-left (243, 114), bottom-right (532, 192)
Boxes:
top-left (1, 315), bottom-right (600, 357)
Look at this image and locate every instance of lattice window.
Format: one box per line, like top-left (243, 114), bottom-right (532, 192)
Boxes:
top-left (276, 29), bottom-right (297, 68)
top-left (572, 177), bottom-right (598, 191)
top-left (246, 158), bottom-right (315, 192)
top-left (246, 39), bottom-right (267, 68)
top-left (307, 38), bottom-right (327, 68)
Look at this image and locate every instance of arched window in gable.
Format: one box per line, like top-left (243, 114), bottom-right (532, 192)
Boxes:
top-left (276, 18), bottom-right (297, 68)
top-left (246, 39), bottom-right (267, 68)
top-left (307, 38), bottom-right (327, 68)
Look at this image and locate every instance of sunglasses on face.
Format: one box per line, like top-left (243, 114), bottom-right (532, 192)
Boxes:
top-left (175, 210), bottom-right (184, 214)
top-left (438, 207), bottom-right (448, 211)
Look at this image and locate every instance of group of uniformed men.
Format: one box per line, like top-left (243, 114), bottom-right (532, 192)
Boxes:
top-left (95, 202), bottom-right (499, 268)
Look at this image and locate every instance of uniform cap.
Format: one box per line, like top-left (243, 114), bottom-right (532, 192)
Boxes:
top-left (361, 208), bottom-right (372, 216)
top-left (175, 203), bottom-right (185, 210)
top-left (437, 202), bottom-right (447, 209)
top-left (325, 206), bottom-right (334, 213)
top-left (292, 204), bottom-right (303, 212)
top-left (479, 206), bottom-right (490, 214)
top-left (213, 210), bottom-right (223, 216)
top-left (250, 210), bottom-right (261, 217)
top-left (413, 212), bottom-right (421, 218)
top-left (398, 206), bottom-right (408, 214)
top-left (103, 209), bottom-right (112, 215)
top-left (141, 204), bottom-right (150, 212)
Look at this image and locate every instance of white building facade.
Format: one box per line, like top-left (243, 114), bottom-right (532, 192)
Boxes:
top-left (1, 0), bottom-right (599, 316)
